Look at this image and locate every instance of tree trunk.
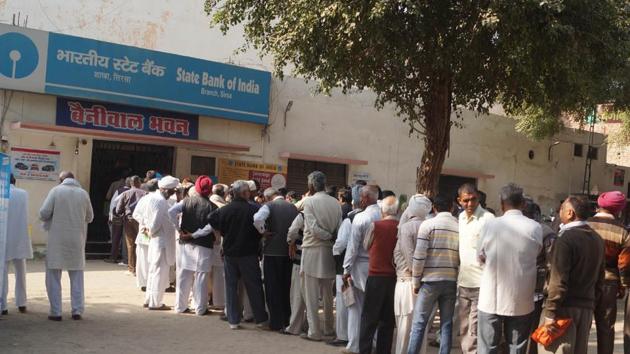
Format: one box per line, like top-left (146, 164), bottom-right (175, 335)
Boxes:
top-left (416, 78), bottom-right (452, 197)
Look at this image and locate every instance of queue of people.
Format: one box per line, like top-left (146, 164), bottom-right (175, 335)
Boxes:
top-left (2, 168), bottom-right (629, 354)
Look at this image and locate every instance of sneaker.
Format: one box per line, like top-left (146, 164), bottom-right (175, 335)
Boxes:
top-left (229, 324), bottom-right (241, 330)
top-left (124, 270), bottom-right (134, 276)
top-left (117, 262), bottom-right (127, 266)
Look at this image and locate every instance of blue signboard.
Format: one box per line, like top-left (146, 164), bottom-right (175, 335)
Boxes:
top-left (56, 97), bottom-right (199, 140)
top-left (0, 24), bottom-right (270, 125)
top-left (0, 153), bottom-right (10, 294)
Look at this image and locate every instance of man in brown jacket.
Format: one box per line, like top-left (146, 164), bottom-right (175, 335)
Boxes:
top-left (539, 195), bottom-right (605, 354)
top-left (588, 191), bottom-right (629, 354)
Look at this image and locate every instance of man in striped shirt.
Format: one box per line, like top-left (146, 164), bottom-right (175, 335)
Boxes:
top-left (407, 195), bottom-right (459, 354)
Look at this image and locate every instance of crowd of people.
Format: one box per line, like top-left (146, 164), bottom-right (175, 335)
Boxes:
top-left (1, 168), bottom-right (630, 354)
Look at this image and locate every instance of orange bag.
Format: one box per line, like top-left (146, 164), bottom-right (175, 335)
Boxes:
top-left (531, 318), bottom-right (572, 347)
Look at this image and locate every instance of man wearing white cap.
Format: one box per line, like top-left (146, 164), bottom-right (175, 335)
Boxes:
top-left (135, 175), bottom-right (179, 310)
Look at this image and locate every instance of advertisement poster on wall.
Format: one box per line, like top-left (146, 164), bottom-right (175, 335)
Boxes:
top-left (217, 158), bottom-right (287, 190)
top-left (10, 147), bottom-right (60, 181)
top-left (0, 153), bottom-right (11, 294)
top-left (614, 168), bottom-right (625, 187)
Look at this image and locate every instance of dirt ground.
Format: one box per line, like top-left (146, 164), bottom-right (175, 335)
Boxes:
top-left (0, 261), bottom-right (623, 353)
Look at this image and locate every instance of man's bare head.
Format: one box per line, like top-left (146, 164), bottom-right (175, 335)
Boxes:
top-left (59, 171), bottom-right (74, 183)
top-left (360, 185), bottom-right (379, 209)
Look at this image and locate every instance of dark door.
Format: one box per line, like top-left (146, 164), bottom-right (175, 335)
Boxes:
top-left (438, 175), bottom-right (477, 201)
top-left (87, 140), bottom-right (174, 245)
top-left (286, 159), bottom-right (347, 194)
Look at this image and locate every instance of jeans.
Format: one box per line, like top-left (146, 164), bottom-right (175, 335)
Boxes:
top-left (407, 281), bottom-right (457, 354)
top-left (224, 255), bottom-right (268, 325)
top-left (478, 310), bottom-right (532, 354)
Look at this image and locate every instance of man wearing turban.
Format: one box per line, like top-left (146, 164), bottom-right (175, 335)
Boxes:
top-left (134, 175), bottom-right (179, 310)
top-left (588, 191), bottom-right (629, 354)
top-left (168, 176), bottom-right (218, 316)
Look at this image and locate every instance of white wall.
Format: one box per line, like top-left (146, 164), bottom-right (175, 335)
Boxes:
top-left (2, 0), bottom-right (629, 246)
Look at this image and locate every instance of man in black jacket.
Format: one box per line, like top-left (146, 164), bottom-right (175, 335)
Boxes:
top-left (168, 176), bottom-right (217, 316)
top-left (209, 180), bottom-right (269, 330)
top-left (253, 187), bottom-right (299, 332)
top-left (539, 195), bottom-right (605, 354)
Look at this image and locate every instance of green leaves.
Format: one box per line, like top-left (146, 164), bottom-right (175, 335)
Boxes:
top-left (204, 0), bottom-right (630, 142)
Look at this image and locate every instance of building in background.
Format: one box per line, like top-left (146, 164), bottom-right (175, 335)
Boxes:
top-left (0, 1), bottom-right (628, 254)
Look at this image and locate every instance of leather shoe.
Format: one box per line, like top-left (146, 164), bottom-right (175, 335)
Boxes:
top-left (48, 316), bottom-right (62, 321)
top-left (18, 306), bottom-right (27, 313)
top-left (326, 339), bottom-right (349, 347)
top-left (141, 287), bottom-right (146, 292)
top-left (164, 286), bottom-right (176, 293)
top-left (1, 310), bottom-right (7, 315)
top-left (148, 304), bottom-right (171, 311)
top-left (72, 314), bottom-right (82, 320)
top-left (300, 333), bottom-right (322, 342)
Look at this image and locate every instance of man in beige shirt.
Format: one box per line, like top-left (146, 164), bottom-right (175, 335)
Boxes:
top-left (457, 183), bottom-right (494, 354)
top-left (301, 171), bottom-right (342, 341)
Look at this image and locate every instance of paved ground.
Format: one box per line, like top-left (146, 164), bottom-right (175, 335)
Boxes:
top-left (0, 261), bottom-right (624, 353)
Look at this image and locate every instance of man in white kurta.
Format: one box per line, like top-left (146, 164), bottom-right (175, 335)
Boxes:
top-left (132, 179), bottom-right (159, 290)
top-left (209, 184), bottom-right (227, 310)
top-left (342, 185), bottom-right (381, 353)
top-left (1, 175), bottom-right (33, 315)
top-left (168, 176), bottom-right (216, 316)
top-left (135, 176), bottom-right (179, 310)
top-left (300, 171), bottom-right (342, 341)
top-left (39, 172), bottom-right (94, 321)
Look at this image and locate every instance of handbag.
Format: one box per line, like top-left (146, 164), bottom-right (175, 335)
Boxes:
top-left (341, 279), bottom-right (356, 307)
top-left (531, 318), bottom-right (572, 347)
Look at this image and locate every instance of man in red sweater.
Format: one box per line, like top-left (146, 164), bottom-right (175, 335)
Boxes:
top-left (359, 196), bottom-right (399, 354)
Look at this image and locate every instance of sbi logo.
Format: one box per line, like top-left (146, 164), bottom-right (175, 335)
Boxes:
top-left (0, 32), bottom-right (39, 79)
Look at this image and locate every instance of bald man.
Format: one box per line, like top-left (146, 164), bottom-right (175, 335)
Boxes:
top-left (359, 196), bottom-right (400, 354)
top-left (343, 185), bottom-right (382, 353)
top-left (39, 172), bottom-right (93, 321)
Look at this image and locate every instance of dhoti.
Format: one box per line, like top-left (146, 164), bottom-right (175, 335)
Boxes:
top-left (146, 246), bottom-right (170, 308)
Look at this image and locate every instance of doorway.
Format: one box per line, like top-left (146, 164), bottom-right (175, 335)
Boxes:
top-left (438, 174), bottom-right (477, 200)
top-left (87, 140), bottom-right (174, 251)
top-left (286, 159), bottom-right (348, 194)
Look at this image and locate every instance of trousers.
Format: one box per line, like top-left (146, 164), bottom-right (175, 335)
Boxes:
top-left (347, 284), bottom-right (367, 352)
top-left (594, 280), bottom-right (618, 354)
top-left (110, 222), bottom-right (124, 260)
top-left (175, 268), bottom-right (209, 315)
top-left (136, 244), bottom-right (149, 288)
top-left (408, 281), bottom-right (457, 354)
top-left (123, 219), bottom-right (138, 273)
top-left (224, 255), bottom-right (268, 325)
top-left (360, 276), bottom-right (396, 354)
top-left (263, 255), bottom-right (293, 330)
top-left (45, 268), bottom-right (84, 316)
top-left (210, 265), bottom-right (225, 307)
top-left (478, 310), bottom-right (532, 354)
top-left (303, 274), bottom-right (334, 340)
top-left (538, 307), bottom-right (593, 354)
top-left (527, 299), bottom-right (544, 354)
top-left (395, 279), bottom-right (430, 354)
top-left (335, 274), bottom-right (349, 341)
top-left (1, 259), bottom-right (27, 311)
top-left (145, 249), bottom-right (169, 308)
top-left (459, 286), bottom-right (480, 354)
top-left (286, 264), bottom-right (307, 335)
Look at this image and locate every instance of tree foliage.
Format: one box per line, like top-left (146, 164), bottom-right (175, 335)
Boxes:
top-left (205, 0), bottom-right (630, 194)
